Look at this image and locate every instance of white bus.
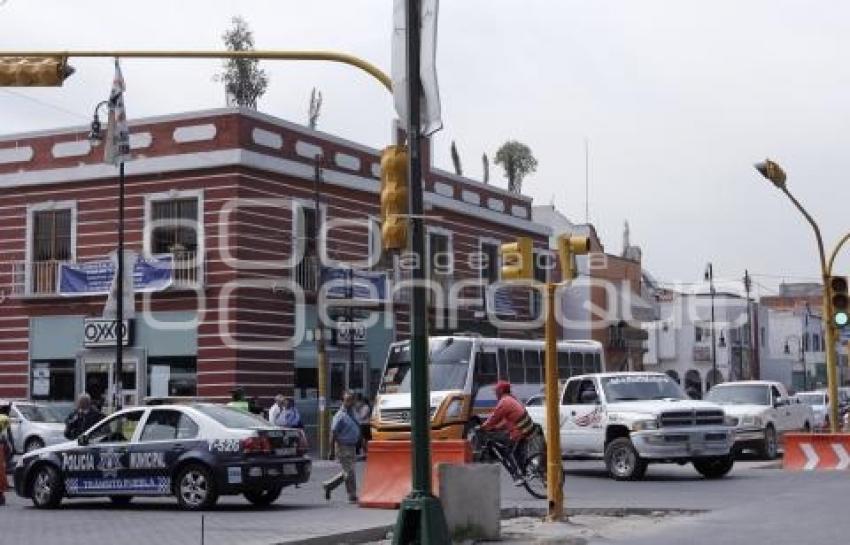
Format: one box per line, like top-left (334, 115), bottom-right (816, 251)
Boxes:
top-left (371, 335), bottom-right (605, 441)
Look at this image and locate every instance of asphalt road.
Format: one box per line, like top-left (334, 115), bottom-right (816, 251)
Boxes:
top-left (1, 457), bottom-right (847, 545)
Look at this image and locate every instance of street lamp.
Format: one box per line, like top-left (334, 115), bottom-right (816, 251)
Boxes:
top-left (754, 158), bottom-right (839, 430)
top-left (784, 335), bottom-right (807, 391)
top-left (87, 100), bottom-right (109, 146)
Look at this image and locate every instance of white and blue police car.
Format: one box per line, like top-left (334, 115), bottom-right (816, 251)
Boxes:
top-left (14, 403), bottom-right (311, 510)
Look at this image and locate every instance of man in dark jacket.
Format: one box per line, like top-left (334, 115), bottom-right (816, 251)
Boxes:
top-left (64, 393), bottom-right (105, 440)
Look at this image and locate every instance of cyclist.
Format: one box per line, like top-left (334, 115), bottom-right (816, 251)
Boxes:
top-left (479, 380), bottom-right (535, 485)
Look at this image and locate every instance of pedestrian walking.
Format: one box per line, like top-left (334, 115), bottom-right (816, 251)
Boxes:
top-left (269, 394), bottom-right (285, 425)
top-left (322, 392), bottom-right (361, 503)
top-left (64, 393), bottom-right (105, 440)
top-left (354, 393), bottom-right (372, 456)
top-left (0, 413), bottom-right (9, 506)
top-left (226, 388), bottom-right (250, 413)
top-left (275, 397), bottom-right (303, 429)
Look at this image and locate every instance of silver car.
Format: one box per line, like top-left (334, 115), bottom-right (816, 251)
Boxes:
top-left (2, 401), bottom-right (73, 453)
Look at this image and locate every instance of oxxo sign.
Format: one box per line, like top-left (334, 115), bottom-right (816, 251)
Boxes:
top-left (83, 318), bottom-right (133, 348)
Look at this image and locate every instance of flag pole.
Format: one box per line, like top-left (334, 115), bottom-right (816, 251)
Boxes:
top-left (114, 159), bottom-right (125, 413)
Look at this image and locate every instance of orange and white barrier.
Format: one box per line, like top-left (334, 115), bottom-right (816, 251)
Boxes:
top-left (783, 433), bottom-right (850, 471)
top-left (358, 440), bottom-right (472, 509)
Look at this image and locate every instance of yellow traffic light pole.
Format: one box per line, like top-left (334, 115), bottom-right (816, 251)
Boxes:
top-left (0, 50), bottom-right (392, 91)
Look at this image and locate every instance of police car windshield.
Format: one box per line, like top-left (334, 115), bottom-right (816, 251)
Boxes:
top-left (601, 375), bottom-right (686, 402)
top-left (194, 405), bottom-right (271, 429)
top-left (380, 338), bottom-right (472, 394)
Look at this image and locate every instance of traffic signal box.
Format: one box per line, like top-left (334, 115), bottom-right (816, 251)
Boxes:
top-left (379, 145), bottom-right (409, 250)
top-left (500, 237), bottom-right (533, 281)
top-left (830, 276), bottom-right (849, 328)
top-left (557, 234), bottom-right (590, 281)
top-left (0, 56), bottom-right (74, 86)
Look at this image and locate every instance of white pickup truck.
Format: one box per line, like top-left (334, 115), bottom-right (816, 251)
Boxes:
top-left (526, 372), bottom-right (737, 480)
top-left (705, 381), bottom-right (814, 459)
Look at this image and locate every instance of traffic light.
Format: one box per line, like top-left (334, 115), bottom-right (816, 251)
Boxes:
top-left (0, 56), bottom-right (74, 87)
top-left (500, 237), bottom-right (533, 280)
top-left (379, 145), bottom-right (409, 250)
top-left (830, 276), bottom-right (849, 328)
top-left (557, 234), bottom-right (590, 280)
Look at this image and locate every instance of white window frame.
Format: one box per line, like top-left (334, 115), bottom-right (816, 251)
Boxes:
top-left (25, 200), bottom-right (78, 294)
top-left (291, 198), bottom-right (328, 262)
top-left (143, 189), bottom-right (205, 285)
top-left (426, 226), bottom-right (454, 278)
top-left (478, 236), bottom-right (501, 310)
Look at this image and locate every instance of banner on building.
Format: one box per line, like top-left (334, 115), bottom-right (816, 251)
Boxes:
top-left (59, 255), bottom-right (173, 296)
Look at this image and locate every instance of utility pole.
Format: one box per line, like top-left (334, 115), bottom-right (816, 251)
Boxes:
top-left (744, 270), bottom-right (753, 380)
top-left (392, 0), bottom-right (449, 542)
top-left (706, 263), bottom-right (717, 389)
top-left (114, 160), bottom-right (125, 412)
top-left (313, 154), bottom-right (330, 460)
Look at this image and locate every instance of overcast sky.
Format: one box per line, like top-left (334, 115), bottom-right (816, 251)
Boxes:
top-left (2, 0), bottom-right (849, 298)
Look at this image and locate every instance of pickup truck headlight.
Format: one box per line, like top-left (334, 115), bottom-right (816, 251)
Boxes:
top-left (632, 419), bottom-right (659, 431)
top-left (445, 398), bottom-right (464, 420)
top-left (724, 415), bottom-right (739, 427)
top-left (739, 415), bottom-right (762, 427)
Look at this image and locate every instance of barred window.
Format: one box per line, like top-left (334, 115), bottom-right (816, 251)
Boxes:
top-left (33, 209), bottom-right (72, 262)
top-left (150, 198), bottom-right (198, 254)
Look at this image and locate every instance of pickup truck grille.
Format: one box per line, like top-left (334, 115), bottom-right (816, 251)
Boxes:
top-left (380, 407), bottom-right (437, 424)
top-left (659, 409), bottom-right (725, 427)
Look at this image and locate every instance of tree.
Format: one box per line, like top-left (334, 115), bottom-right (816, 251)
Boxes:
top-left (307, 87), bottom-right (323, 130)
top-left (482, 153), bottom-right (490, 185)
top-left (494, 140), bottom-right (538, 193)
top-left (450, 140), bottom-right (462, 176)
top-left (217, 16), bottom-right (268, 109)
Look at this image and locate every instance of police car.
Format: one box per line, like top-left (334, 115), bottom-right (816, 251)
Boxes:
top-left (14, 403), bottom-right (311, 510)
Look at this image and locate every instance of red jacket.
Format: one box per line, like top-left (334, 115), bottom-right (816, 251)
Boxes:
top-left (482, 395), bottom-right (534, 441)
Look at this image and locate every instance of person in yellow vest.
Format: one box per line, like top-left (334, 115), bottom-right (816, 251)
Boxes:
top-left (0, 413), bottom-right (9, 506)
top-left (226, 388), bottom-right (250, 413)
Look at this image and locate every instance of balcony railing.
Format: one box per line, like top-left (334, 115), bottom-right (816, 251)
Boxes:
top-left (8, 252), bottom-right (202, 298)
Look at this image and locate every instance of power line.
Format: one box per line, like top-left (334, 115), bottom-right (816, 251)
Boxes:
top-left (0, 89), bottom-right (89, 121)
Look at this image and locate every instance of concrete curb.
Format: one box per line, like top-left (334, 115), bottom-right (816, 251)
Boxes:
top-left (274, 507), bottom-right (707, 544)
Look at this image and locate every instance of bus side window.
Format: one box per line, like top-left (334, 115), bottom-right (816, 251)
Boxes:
top-left (524, 350), bottom-right (541, 384)
top-left (558, 351), bottom-right (570, 379)
top-left (474, 352), bottom-right (498, 396)
top-left (569, 352), bottom-right (583, 377)
top-left (497, 348), bottom-right (508, 380)
top-left (594, 353), bottom-right (602, 372)
top-left (583, 353), bottom-right (596, 374)
top-left (507, 349), bottom-right (524, 383)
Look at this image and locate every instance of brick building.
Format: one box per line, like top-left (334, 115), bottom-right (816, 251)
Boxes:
top-left (0, 108), bottom-right (551, 432)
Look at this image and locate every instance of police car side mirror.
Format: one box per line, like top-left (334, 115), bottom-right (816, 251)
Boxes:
top-left (77, 434), bottom-right (89, 447)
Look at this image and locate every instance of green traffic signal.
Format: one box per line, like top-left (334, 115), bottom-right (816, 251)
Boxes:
top-left (835, 311), bottom-right (849, 328)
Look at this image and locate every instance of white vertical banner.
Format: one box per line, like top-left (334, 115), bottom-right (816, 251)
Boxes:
top-left (104, 58), bottom-right (132, 165)
top-left (392, 0), bottom-right (443, 136)
top-left (103, 249), bottom-right (137, 320)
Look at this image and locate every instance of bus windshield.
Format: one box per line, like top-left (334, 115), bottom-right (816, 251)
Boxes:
top-left (380, 338), bottom-right (473, 394)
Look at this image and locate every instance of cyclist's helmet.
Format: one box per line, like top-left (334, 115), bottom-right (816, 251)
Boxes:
top-left (494, 380), bottom-right (511, 397)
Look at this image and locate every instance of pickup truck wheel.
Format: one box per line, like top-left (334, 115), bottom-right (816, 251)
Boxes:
top-left (758, 425), bottom-right (778, 460)
top-left (693, 456), bottom-right (734, 479)
top-left (604, 437), bottom-right (647, 481)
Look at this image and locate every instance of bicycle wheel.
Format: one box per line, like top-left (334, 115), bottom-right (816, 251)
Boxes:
top-left (522, 452), bottom-right (565, 500)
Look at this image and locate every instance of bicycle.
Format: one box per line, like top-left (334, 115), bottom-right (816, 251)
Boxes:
top-left (471, 424), bottom-right (564, 499)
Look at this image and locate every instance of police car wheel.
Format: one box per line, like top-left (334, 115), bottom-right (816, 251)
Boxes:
top-left (30, 465), bottom-right (63, 509)
top-left (243, 485), bottom-right (283, 507)
top-left (176, 464), bottom-right (219, 510)
top-left (109, 496), bottom-right (133, 506)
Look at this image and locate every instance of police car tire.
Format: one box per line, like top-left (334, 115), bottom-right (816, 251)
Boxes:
top-left (175, 463), bottom-right (219, 510)
top-left (30, 464), bottom-right (63, 509)
top-left (243, 485), bottom-right (283, 507)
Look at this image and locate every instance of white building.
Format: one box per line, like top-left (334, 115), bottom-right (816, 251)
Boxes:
top-left (761, 307), bottom-right (826, 391)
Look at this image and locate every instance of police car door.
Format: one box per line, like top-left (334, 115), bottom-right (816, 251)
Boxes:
top-left (130, 408), bottom-right (201, 495)
top-left (66, 410), bottom-right (144, 496)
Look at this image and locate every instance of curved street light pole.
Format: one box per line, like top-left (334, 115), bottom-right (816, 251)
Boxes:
top-left (755, 160), bottom-right (840, 432)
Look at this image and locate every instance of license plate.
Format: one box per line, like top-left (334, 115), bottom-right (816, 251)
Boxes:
top-left (283, 464), bottom-right (298, 476)
top-left (275, 447), bottom-right (296, 456)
